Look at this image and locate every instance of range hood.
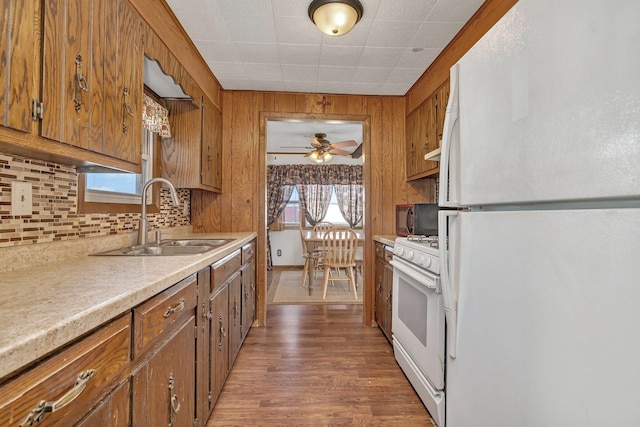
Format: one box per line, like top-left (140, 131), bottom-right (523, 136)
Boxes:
top-left (143, 56), bottom-right (191, 100)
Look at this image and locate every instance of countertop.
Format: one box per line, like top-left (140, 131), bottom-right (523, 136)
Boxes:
top-left (0, 231), bottom-right (256, 381)
top-left (373, 235), bottom-right (397, 247)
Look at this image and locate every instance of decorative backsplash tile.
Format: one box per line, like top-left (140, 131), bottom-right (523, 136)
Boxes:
top-left (0, 152), bottom-right (190, 248)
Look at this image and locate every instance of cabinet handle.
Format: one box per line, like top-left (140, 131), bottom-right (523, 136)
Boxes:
top-left (164, 298), bottom-right (186, 318)
top-left (167, 374), bottom-right (181, 427)
top-left (20, 369), bottom-right (95, 426)
top-left (73, 54), bottom-right (89, 113)
top-left (219, 314), bottom-right (226, 351)
top-left (122, 86), bottom-right (134, 133)
top-left (386, 293), bottom-right (392, 311)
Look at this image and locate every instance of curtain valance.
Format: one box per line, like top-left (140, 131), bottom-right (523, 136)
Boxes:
top-left (267, 164), bottom-right (362, 185)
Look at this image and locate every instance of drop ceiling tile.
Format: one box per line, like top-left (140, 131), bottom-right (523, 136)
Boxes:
top-left (197, 41), bottom-right (240, 63)
top-left (282, 64), bottom-right (318, 81)
top-left (357, 46), bottom-right (404, 67)
top-left (386, 67), bottom-right (424, 84)
top-left (320, 45), bottom-right (364, 67)
top-left (216, 0), bottom-right (273, 16)
top-left (427, 0), bottom-right (485, 23)
top-left (170, 0), bottom-right (230, 42)
top-left (352, 66), bottom-right (393, 84)
top-left (365, 20), bottom-right (422, 48)
top-left (316, 81), bottom-right (351, 94)
top-left (279, 44), bottom-right (321, 65)
top-left (359, 0), bottom-right (384, 20)
top-left (347, 82), bottom-right (385, 95)
top-left (272, 0), bottom-right (309, 17)
top-left (235, 43), bottom-right (280, 64)
top-left (244, 63), bottom-right (283, 81)
top-left (283, 80), bottom-right (317, 93)
top-left (274, 16), bottom-right (323, 45)
top-left (411, 22), bottom-right (464, 49)
top-left (396, 47), bottom-right (440, 68)
top-left (220, 79), bottom-right (253, 90)
top-left (207, 62), bottom-right (247, 79)
top-left (223, 15), bottom-right (277, 43)
top-left (320, 19), bottom-right (373, 47)
top-left (317, 65), bottom-right (356, 83)
top-left (375, 0), bottom-right (438, 22)
top-left (380, 83), bottom-right (411, 95)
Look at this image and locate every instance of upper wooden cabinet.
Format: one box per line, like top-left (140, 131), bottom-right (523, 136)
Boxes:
top-left (162, 94), bottom-right (222, 193)
top-left (41, 0), bottom-right (143, 166)
top-left (405, 79), bottom-right (450, 181)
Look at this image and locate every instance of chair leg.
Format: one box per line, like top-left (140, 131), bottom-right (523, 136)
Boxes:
top-left (301, 257), bottom-right (309, 288)
top-left (347, 267), bottom-right (357, 299)
top-left (321, 266), bottom-right (331, 300)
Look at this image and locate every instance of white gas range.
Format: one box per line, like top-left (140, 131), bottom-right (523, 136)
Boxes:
top-left (392, 235), bottom-right (446, 427)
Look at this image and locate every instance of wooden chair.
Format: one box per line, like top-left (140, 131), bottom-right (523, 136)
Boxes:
top-left (298, 223), bottom-right (322, 290)
top-left (312, 221), bottom-right (334, 233)
top-left (320, 226), bottom-right (359, 300)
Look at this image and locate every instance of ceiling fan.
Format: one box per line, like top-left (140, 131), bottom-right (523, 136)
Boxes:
top-left (304, 133), bottom-right (358, 163)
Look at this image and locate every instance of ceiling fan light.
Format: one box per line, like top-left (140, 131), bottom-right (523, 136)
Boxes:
top-left (323, 151), bottom-right (333, 162)
top-left (308, 0), bottom-right (363, 36)
top-left (309, 151), bottom-right (319, 161)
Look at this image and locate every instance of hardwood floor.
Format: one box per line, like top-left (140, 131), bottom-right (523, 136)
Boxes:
top-left (207, 304), bottom-right (435, 426)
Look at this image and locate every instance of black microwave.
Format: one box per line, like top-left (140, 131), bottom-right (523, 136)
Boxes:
top-left (396, 203), bottom-right (439, 237)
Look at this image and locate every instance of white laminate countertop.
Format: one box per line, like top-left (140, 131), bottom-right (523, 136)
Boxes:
top-left (0, 232), bottom-right (256, 381)
top-left (374, 235), bottom-right (397, 247)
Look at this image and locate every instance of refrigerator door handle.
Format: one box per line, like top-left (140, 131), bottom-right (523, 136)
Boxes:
top-left (439, 63), bottom-right (460, 208)
top-left (439, 210), bottom-right (458, 358)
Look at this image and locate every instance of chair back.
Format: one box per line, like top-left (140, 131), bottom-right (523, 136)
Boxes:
top-left (322, 227), bottom-right (358, 269)
top-left (313, 221), bottom-right (334, 233)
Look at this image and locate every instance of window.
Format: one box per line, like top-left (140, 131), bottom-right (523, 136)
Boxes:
top-left (78, 128), bottom-right (158, 213)
top-left (281, 186), bottom-right (357, 227)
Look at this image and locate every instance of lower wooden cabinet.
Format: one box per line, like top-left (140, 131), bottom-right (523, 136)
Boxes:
top-left (375, 242), bottom-right (393, 343)
top-left (0, 239), bottom-right (256, 427)
top-left (0, 314), bottom-right (131, 426)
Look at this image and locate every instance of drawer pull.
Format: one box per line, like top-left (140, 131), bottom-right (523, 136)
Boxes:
top-left (164, 298), bottom-right (186, 318)
top-left (20, 369), bottom-right (95, 426)
top-left (167, 374), bottom-right (181, 427)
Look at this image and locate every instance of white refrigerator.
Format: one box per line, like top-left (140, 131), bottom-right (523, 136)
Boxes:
top-left (437, 0), bottom-right (640, 426)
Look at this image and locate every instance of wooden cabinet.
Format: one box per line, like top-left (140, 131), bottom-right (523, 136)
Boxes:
top-left (227, 271), bottom-right (243, 369)
top-left (131, 275), bottom-right (198, 427)
top-left (77, 379), bottom-right (130, 426)
top-left (374, 242), bottom-right (393, 343)
top-left (162, 94), bottom-right (222, 192)
top-left (0, 314), bottom-right (131, 426)
top-left (405, 79), bottom-right (450, 180)
top-left (0, 0), bottom-right (40, 134)
top-left (209, 281), bottom-right (229, 409)
top-left (241, 241), bottom-right (256, 341)
top-left (40, 0), bottom-right (143, 166)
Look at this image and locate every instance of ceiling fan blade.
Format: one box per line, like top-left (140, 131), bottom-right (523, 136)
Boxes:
top-left (351, 143), bottom-right (363, 158)
top-left (304, 136), bottom-right (322, 147)
top-left (330, 139), bottom-right (358, 148)
top-left (328, 148), bottom-right (351, 156)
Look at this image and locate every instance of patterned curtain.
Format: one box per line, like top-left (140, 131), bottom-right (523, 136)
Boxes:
top-left (267, 164), bottom-right (362, 185)
top-left (266, 167), bottom-right (295, 270)
top-left (297, 184), bottom-right (333, 227)
top-left (334, 184), bottom-right (364, 227)
top-left (142, 94), bottom-right (172, 138)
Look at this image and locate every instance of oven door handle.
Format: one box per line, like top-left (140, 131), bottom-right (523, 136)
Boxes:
top-left (390, 259), bottom-right (439, 292)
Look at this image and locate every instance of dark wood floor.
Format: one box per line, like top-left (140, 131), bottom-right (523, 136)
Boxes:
top-left (207, 304), bottom-right (435, 426)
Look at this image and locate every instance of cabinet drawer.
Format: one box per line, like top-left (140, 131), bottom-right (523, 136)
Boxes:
top-left (133, 275), bottom-right (197, 358)
top-left (0, 314), bottom-right (131, 426)
top-left (211, 250), bottom-right (241, 292)
top-left (241, 240), bottom-right (255, 264)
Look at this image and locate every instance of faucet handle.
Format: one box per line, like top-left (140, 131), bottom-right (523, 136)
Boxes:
top-left (155, 230), bottom-right (162, 244)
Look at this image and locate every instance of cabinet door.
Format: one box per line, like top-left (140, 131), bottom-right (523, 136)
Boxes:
top-left (405, 108), bottom-right (419, 179)
top-left (227, 272), bottom-right (242, 369)
top-left (77, 379), bottom-right (130, 427)
top-left (383, 261), bottom-right (394, 341)
top-left (241, 258), bottom-right (256, 340)
top-left (435, 80), bottom-right (450, 148)
top-left (201, 96), bottom-right (222, 191)
top-left (418, 95), bottom-right (438, 176)
top-left (131, 316), bottom-right (196, 427)
top-left (374, 244), bottom-right (385, 331)
top-left (209, 285), bottom-right (229, 408)
top-left (0, 0), bottom-right (40, 133)
top-left (41, 0), bottom-right (93, 147)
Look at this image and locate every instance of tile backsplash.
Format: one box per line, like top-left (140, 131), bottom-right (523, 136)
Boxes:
top-left (0, 152), bottom-right (190, 248)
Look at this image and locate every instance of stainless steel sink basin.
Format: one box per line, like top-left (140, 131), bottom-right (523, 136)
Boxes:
top-left (91, 238), bottom-right (235, 256)
top-left (159, 238), bottom-right (234, 248)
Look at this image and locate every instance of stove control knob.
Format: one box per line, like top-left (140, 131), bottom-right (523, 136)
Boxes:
top-left (423, 257), bottom-right (432, 268)
top-left (396, 247), bottom-right (404, 256)
top-left (406, 250), bottom-right (414, 260)
top-left (416, 254), bottom-right (424, 265)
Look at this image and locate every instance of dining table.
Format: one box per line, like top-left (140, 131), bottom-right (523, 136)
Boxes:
top-left (302, 228), bottom-right (365, 295)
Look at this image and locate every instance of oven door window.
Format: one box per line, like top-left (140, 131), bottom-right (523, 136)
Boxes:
top-left (398, 279), bottom-right (428, 346)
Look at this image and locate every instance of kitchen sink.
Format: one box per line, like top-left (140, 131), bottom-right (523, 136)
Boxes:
top-left (91, 238), bottom-right (235, 256)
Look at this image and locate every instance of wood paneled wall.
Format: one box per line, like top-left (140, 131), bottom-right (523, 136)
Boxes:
top-left (191, 92), bottom-right (435, 327)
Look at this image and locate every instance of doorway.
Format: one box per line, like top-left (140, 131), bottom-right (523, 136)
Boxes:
top-left (259, 112), bottom-right (371, 323)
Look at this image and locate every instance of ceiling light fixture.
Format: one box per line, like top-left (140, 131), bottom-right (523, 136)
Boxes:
top-left (308, 0), bottom-right (364, 36)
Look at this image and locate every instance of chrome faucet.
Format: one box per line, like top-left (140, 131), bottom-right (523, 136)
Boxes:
top-left (138, 177), bottom-right (180, 245)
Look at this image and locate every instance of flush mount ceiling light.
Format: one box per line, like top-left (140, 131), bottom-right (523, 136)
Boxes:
top-left (308, 0), bottom-right (364, 36)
